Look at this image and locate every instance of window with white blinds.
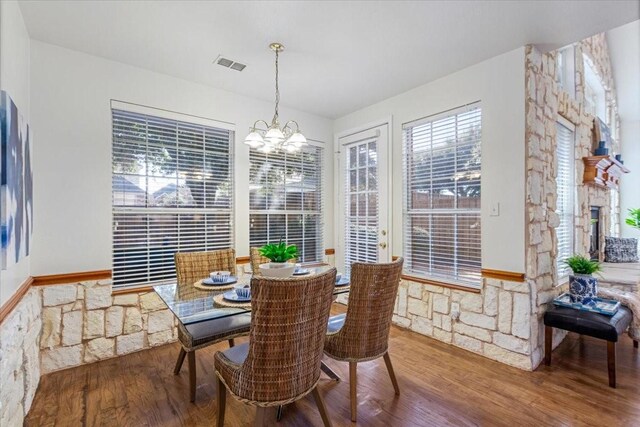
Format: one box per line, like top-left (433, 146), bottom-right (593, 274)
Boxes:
top-left (249, 145), bottom-right (324, 262)
top-left (556, 121), bottom-right (575, 280)
top-left (112, 107), bottom-right (234, 288)
top-left (402, 104), bottom-right (482, 287)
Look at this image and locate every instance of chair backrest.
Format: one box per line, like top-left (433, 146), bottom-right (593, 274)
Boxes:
top-left (326, 257), bottom-right (404, 361)
top-left (249, 247), bottom-right (270, 275)
top-left (236, 268), bottom-right (337, 403)
top-left (174, 249), bottom-right (237, 286)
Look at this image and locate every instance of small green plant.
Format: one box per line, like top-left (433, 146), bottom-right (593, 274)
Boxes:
top-left (259, 239), bottom-right (298, 263)
top-left (625, 208), bottom-right (640, 230)
top-left (564, 255), bottom-right (601, 275)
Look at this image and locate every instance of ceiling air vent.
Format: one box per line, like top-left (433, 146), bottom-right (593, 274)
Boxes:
top-left (214, 55), bottom-right (247, 72)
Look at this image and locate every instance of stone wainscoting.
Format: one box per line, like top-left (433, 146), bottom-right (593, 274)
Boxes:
top-left (39, 280), bottom-right (177, 374)
top-left (0, 289), bottom-right (41, 427)
top-left (391, 278), bottom-right (536, 370)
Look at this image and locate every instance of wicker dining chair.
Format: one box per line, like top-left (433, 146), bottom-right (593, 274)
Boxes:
top-left (214, 268), bottom-right (338, 427)
top-left (249, 247), bottom-right (270, 275)
top-left (323, 257), bottom-right (404, 422)
top-left (173, 249), bottom-right (251, 402)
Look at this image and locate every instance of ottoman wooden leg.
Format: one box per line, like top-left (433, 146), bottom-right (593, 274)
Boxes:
top-left (607, 341), bottom-right (616, 388)
top-left (634, 340), bottom-right (638, 349)
top-left (545, 326), bottom-right (553, 366)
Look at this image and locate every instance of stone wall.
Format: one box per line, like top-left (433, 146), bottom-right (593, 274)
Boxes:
top-left (0, 289), bottom-right (41, 427)
top-left (391, 278), bottom-right (535, 370)
top-left (524, 33), bottom-right (620, 370)
top-left (39, 280), bottom-right (177, 374)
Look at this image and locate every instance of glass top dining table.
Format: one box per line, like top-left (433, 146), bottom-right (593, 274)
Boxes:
top-left (153, 265), bottom-right (349, 325)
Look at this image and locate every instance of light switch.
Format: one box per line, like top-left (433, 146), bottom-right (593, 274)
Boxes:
top-left (490, 202), bottom-right (500, 216)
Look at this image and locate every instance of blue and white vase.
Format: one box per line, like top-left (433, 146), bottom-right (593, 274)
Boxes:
top-left (568, 274), bottom-right (598, 306)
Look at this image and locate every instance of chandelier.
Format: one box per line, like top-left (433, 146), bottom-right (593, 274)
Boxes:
top-left (243, 42), bottom-right (307, 153)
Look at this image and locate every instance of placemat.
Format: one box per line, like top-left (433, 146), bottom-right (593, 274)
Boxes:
top-left (193, 279), bottom-right (237, 291)
top-left (213, 293), bottom-right (252, 308)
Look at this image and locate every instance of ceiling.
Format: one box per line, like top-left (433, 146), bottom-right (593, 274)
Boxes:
top-left (18, 1), bottom-right (640, 119)
top-left (607, 20), bottom-right (640, 122)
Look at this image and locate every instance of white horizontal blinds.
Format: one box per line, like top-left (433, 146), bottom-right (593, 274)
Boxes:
top-left (344, 137), bottom-right (379, 277)
top-left (556, 122), bottom-right (574, 279)
top-left (112, 109), bottom-right (234, 288)
top-left (249, 145), bottom-right (324, 262)
top-left (403, 104), bottom-right (482, 287)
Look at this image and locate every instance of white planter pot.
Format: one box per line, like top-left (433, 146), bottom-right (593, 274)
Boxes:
top-left (259, 263), bottom-right (296, 278)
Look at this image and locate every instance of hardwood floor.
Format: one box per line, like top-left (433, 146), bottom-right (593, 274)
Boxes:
top-left (27, 313), bottom-right (639, 426)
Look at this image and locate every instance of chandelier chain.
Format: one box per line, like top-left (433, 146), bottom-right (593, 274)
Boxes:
top-left (273, 48), bottom-right (280, 124)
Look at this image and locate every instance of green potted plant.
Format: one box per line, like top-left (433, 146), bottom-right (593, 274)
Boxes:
top-left (564, 254), bottom-right (601, 306)
top-left (258, 239), bottom-right (298, 277)
top-left (625, 208), bottom-right (640, 231)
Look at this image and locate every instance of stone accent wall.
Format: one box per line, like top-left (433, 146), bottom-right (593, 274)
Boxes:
top-left (524, 33), bottom-right (620, 369)
top-left (391, 278), bottom-right (535, 370)
top-left (39, 280), bottom-right (177, 374)
top-left (0, 289), bottom-right (41, 427)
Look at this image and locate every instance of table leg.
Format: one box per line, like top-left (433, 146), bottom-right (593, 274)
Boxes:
top-left (607, 341), bottom-right (616, 388)
top-left (544, 326), bottom-right (552, 366)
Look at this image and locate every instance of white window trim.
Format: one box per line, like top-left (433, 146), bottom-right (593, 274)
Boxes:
top-left (111, 101), bottom-right (235, 288)
top-left (555, 117), bottom-right (576, 284)
top-left (402, 102), bottom-right (482, 289)
top-left (248, 140), bottom-right (325, 262)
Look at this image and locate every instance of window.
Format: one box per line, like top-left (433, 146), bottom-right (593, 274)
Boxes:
top-left (402, 104), bottom-right (482, 287)
top-left (583, 55), bottom-right (606, 121)
top-left (112, 104), bottom-right (234, 288)
top-left (556, 120), bottom-right (575, 280)
top-left (555, 45), bottom-right (575, 98)
top-left (249, 144), bottom-right (324, 262)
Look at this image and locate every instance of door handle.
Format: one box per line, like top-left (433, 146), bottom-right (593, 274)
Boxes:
top-left (379, 242), bottom-right (387, 249)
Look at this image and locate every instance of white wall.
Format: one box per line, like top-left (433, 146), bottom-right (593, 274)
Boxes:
top-left (620, 120), bottom-right (640, 239)
top-left (30, 41), bottom-right (334, 276)
top-left (334, 47), bottom-right (526, 274)
top-left (0, 0), bottom-right (31, 306)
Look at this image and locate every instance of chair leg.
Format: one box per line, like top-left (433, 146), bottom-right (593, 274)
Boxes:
top-left (255, 407), bottom-right (268, 427)
top-left (312, 386), bottom-right (333, 427)
top-left (383, 352), bottom-right (400, 395)
top-left (320, 361), bottom-right (341, 381)
top-left (188, 351), bottom-right (197, 402)
top-left (276, 405), bottom-right (283, 421)
top-left (607, 341), bottom-right (616, 388)
top-left (216, 376), bottom-right (226, 427)
top-left (349, 362), bottom-right (357, 423)
top-left (544, 326), bottom-right (552, 366)
top-left (228, 338), bottom-right (235, 347)
top-left (174, 348), bottom-right (186, 375)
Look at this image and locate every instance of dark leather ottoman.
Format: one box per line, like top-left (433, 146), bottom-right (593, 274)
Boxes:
top-left (544, 305), bottom-right (636, 388)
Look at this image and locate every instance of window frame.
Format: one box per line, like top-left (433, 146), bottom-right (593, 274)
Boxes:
top-left (248, 140), bottom-right (325, 263)
top-left (402, 103), bottom-right (482, 289)
top-left (555, 116), bottom-right (576, 284)
top-left (110, 100), bottom-right (235, 289)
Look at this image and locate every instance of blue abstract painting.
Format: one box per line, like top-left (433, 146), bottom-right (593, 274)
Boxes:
top-left (1, 90), bottom-right (33, 269)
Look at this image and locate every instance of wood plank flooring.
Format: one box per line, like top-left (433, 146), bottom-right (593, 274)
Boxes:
top-left (27, 311), bottom-right (639, 426)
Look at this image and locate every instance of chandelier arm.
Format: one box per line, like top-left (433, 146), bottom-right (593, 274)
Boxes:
top-left (252, 120), bottom-right (271, 131)
top-left (282, 120), bottom-right (301, 134)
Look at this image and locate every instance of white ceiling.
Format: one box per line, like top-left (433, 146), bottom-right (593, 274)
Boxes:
top-left (18, 0), bottom-right (640, 119)
top-left (607, 20), bottom-right (640, 122)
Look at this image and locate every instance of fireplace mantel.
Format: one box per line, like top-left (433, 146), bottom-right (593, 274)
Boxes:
top-left (582, 155), bottom-right (630, 189)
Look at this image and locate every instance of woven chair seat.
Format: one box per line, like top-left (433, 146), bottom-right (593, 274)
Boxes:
top-left (217, 342), bottom-right (250, 365)
top-left (178, 313), bottom-right (251, 351)
top-left (327, 314), bottom-right (346, 334)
